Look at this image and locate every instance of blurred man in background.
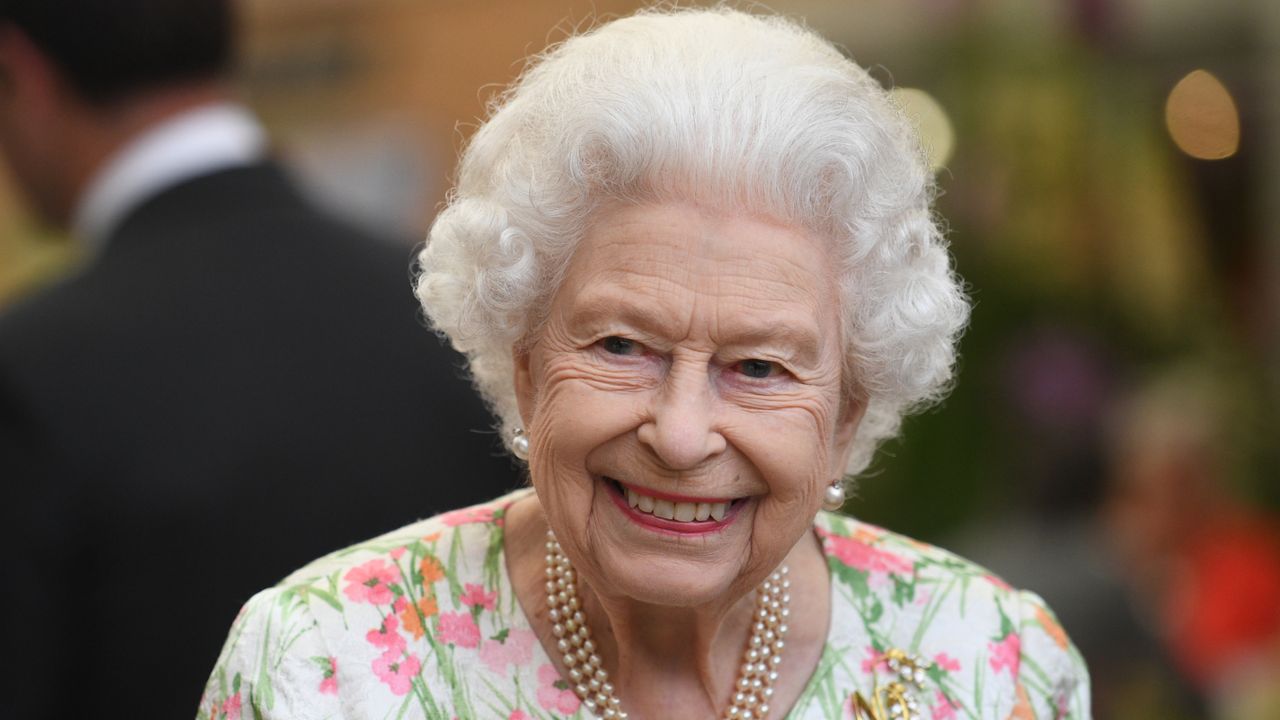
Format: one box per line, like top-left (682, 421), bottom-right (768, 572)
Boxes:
top-left (0, 1), bottom-right (514, 716)
top-left (1105, 366), bottom-right (1280, 718)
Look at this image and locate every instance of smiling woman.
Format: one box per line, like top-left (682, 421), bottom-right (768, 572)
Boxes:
top-left (198, 7), bottom-right (1090, 720)
top-left (509, 204), bottom-right (850, 622)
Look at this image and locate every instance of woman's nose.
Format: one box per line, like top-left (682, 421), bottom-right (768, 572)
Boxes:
top-left (636, 359), bottom-right (727, 470)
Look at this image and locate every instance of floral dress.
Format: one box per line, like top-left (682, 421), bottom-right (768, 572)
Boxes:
top-left (198, 490), bottom-right (1090, 719)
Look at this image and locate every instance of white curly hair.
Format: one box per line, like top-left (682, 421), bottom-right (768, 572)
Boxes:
top-left (415, 6), bottom-right (969, 477)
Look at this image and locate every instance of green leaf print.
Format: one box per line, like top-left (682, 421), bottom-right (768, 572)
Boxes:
top-left (996, 599), bottom-right (1015, 639)
top-left (868, 598), bottom-right (884, 622)
top-left (306, 585), bottom-right (344, 613)
top-left (446, 531), bottom-right (465, 606)
top-left (830, 557), bottom-right (870, 598)
top-left (891, 573), bottom-right (916, 606)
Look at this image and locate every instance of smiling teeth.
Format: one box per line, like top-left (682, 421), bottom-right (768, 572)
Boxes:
top-left (625, 487), bottom-right (728, 522)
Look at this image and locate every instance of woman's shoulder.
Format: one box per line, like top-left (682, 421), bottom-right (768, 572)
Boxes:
top-left (807, 511), bottom-right (1091, 719)
top-left (197, 490), bottom-right (533, 720)
top-left (275, 489), bottom-right (525, 591)
top-left (814, 510), bottom-right (1018, 595)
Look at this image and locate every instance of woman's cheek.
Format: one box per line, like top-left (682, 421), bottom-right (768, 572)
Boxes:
top-left (731, 405), bottom-right (833, 493)
top-left (531, 362), bottom-right (647, 461)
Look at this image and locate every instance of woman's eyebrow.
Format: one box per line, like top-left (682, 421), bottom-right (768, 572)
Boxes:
top-left (718, 324), bottom-right (823, 367)
top-left (568, 295), bottom-right (823, 364)
top-left (566, 294), bottom-right (683, 338)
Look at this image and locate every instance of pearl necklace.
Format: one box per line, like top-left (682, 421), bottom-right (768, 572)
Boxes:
top-left (544, 530), bottom-right (790, 719)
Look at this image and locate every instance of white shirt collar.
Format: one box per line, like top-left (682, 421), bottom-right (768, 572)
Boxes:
top-left (72, 102), bottom-right (267, 251)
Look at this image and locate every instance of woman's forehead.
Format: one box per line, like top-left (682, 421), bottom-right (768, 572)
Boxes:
top-left (568, 203), bottom-right (835, 286)
top-left (552, 203), bottom-right (841, 344)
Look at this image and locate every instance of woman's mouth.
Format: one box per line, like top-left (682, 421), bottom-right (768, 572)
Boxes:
top-left (602, 477), bottom-right (745, 531)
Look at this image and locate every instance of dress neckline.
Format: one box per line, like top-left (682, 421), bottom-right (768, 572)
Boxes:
top-left (488, 487), bottom-right (864, 718)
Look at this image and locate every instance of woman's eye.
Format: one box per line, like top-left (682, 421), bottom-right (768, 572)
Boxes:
top-left (736, 359), bottom-right (780, 379)
top-left (600, 336), bottom-right (641, 356)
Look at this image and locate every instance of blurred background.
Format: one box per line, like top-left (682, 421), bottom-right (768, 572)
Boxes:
top-left (1, 0), bottom-right (1276, 717)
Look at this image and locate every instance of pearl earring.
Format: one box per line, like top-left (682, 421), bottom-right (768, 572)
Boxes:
top-left (822, 478), bottom-right (846, 511)
top-left (511, 427), bottom-right (530, 460)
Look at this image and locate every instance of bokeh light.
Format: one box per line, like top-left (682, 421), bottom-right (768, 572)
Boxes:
top-left (1165, 69), bottom-right (1240, 160)
top-left (890, 86), bottom-right (954, 171)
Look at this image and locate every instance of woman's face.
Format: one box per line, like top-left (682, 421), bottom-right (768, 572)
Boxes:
top-left (515, 202), bottom-right (861, 608)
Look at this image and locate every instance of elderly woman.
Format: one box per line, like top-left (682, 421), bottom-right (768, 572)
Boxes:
top-left (199, 8), bottom-right (1088, 720)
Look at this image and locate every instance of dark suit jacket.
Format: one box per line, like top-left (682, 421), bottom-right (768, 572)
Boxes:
top-left (0, 162), bottom-right (518, 718)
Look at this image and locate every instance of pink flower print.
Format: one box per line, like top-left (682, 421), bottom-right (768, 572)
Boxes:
top-left (988, 632), bottom-right (1021, 678)
top-left (390, 546), bottom-right (406, 560)
top-left (932, 690), bottom-right (960, 720)
top-left (460, 582), bottom-right (497, 612)
top-left (439, 506), bottom-right (495, 527)
top-left (983, 573), bottom-right (1013, 592)
top-left (819, 529), bottom-right (913, 578)
top-left (319, 656), bottom-right (338, 695)
top-left (479, 628), bottom-right (536, 674)
top-left (536, 663), bottom-right (582, 714)
top-left (509, 712), bottom-right (530, 720)
top-left (221, 693), bottom-right (242, 720)
top-left (933, 652), bottom-right (961, 673)
top-left (367, 613), bottom-right (406, 652)
top-left (860, 646), bottom-right (889, 674)
top-left (437, 611), bottom-right (481, 648)
top-left (343, 558), bottom-right (399, 605)
top-left (372, 649), bottom-right (421, 696)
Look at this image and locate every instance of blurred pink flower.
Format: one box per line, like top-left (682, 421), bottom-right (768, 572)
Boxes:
top-left (860, 646), bottom-right (889, 674)
top-left (319, 657), bottom-right (338, 695)
top-left (437, 611), bottom-right (480, 648)
top-left (933, 652), bottom-right (961, 673)
top-left (367, 613), bottom-right (406, 652)
top-left (343, 558), bottom-right (399, 605)
top-left (819, 529), bottom-right (912, 577)
top-left (983, 574), bottom-right (1013, 592)
top-left (372, 649), bottom-right (420, 696)
top-left (932, 690), bottom-right (960, 720)
top-left (509, 712), bottom-right (530, 720)
top-left (460, 583), bottom-right (497, 612)
top-left (536, 664), bottom-right (581, 714)
top-left (221, 693), bottom-right (242, 720)
top-left (988, 632), bottom-right (1021, 678)
top-left (439, 507), bottom-right (495, 527)
top-left (480, 628), bottom-right (536, 674)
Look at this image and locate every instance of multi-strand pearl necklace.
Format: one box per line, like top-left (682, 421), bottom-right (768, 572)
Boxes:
top-left (544, 530), bottom-right (791, 719)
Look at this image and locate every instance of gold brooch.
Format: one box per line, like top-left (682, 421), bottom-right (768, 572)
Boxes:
top-left (850, 649), bottom-right (927, 720)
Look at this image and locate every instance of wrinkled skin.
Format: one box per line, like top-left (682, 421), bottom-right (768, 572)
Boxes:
top-left (505, 201), bottom-right (864, 718)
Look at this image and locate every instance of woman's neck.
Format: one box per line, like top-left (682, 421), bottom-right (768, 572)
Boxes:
top-left (504, 493), bottom-right (832, 719)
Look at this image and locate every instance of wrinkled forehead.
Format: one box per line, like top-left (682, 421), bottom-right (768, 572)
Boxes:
top-left (552, 202), bottom-right (843, 341)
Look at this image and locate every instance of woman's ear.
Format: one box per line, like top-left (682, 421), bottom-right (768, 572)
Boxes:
top-left (513, 345), bottom-right (536, 427)
top-left (831, 395), bottom-right (867, 476)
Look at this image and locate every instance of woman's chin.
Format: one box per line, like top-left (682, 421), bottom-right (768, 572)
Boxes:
top-left (590, 548), bottom-right (744, 609)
